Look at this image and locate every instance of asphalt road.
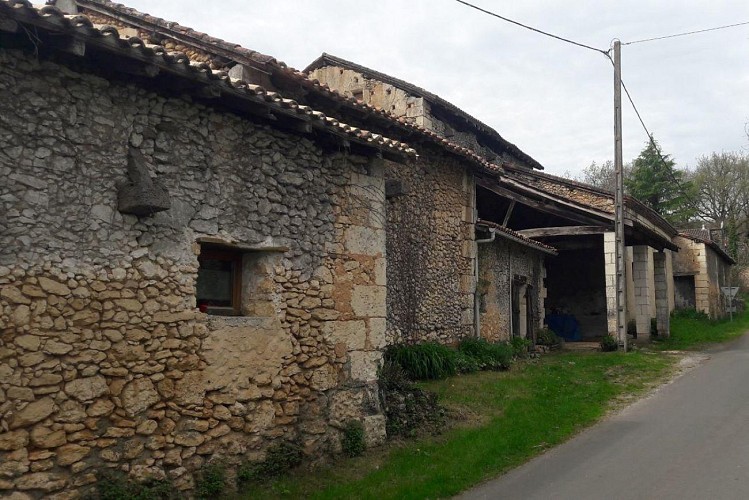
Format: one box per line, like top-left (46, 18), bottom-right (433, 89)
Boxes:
top-left (458, 334), bottom-right (749, 500)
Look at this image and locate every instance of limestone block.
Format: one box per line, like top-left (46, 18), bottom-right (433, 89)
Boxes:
top-left (173, 371), bottom-right (205, 406)
top-left (373, 258), bottom-right (386, 286)
top-left (349, 351), bottom-right (383, 382)
top-left (64, 376), bottom-right (109, 402)
top-left (55, 400), bottom-right (86, 423)
top-left (12, 305), bottom-right (31, 326)
top-left (244, 400), bottom-right (275, 433)
top-left (121, 378), bottom-right (160, 416)
top-left (37, 277), bottom-right (70, 296)
top-left (308, 365), bottom-right (339, 391)
top-left (30, 427), bottom-right (66, 449)
top-left (362, 414), bottom-right (386, 447)
top-left (322, 320), bottom-right (366, 350)
top-left (344, 226), bottom-right (385, 256)
top-left (328, 389), bottom-right (365, 425)
top-left (351, 286), bottom-right (386, 318)
top-left (0, 430), bottom-right (29, 451)
top-left (1, 286), bottom-right (30, 304)
top-left (14, 472), bottom-right (67, 492)
top-left (174, 431), bottom-right (205, 447)
top-left (29, 373), bottom-right (63, 387)
top-left (366, 318), bottom-right (387, 350)
top-left (9, 397), bottom-right (56, 429)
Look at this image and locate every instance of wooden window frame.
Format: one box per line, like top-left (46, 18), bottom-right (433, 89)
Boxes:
top-left (197, 246), bottom-right (243, 316)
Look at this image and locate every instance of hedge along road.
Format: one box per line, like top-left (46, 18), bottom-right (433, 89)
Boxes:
top-left (457, 333), bottom-right (749, 500)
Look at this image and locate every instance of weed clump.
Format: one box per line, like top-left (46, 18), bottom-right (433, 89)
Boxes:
top-left (237, 441), bottom-right (303, 487)
top-left (341, 420), bottom-right (366, 457)
top-left (510, 336), bottom-right (533, 358)
top-left (457, 338), bottom-right (513, 370)
top-left (385, 342), bottom-right (457, 380)
top-left (194, 461), bottom-right (226, 499)
top-left (600, 334), bottom-right (619, 352)
top-left (95, 469), bottom-right (175, 500)
top-left (536, 328), bottom-right (562, 348)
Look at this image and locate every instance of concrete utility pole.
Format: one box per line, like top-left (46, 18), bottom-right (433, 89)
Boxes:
top-left (613, 40), bottom-right (628, 352)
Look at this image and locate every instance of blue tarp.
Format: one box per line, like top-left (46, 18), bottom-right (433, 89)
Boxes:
top-left (546, 313), bottom-right (581, 341)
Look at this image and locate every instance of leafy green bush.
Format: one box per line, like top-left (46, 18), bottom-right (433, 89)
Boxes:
top-left (600, 335), bottom-right (619, 352)
top-left (454, 350), bottom-right (480, 373)
top-left (457, 338), bottom-right (513, 370)
top-left (385, 343), bottom-right (457, 380)
top-left (510, 336), bottom-right (533, 358)
top-left (194, 462), bottom-right (226, 499)
top-left (95, 469), bottom-right (175, 500)
top-left (536, 328), bottom-right (562, 348)
top-left (237, 441), bottom-right (303, 486)
top-left (341, 420), bottom-right (366, 457)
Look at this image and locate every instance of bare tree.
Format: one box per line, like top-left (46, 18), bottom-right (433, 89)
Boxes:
top-left (577, 160), bottom-right (631, 192)
top-left (688, 152), bottom-right (749, 226)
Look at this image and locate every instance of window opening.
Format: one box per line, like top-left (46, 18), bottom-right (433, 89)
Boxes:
top-left (196, 246), bottom-right (242, 316)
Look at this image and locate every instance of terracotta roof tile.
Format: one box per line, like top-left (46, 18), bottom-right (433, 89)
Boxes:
top-left (476, 219), bottom-right (557, 254)
top-left (1, 0), bottom-right (416, 156)
top-left (503, 164), bottom-right (677, 237)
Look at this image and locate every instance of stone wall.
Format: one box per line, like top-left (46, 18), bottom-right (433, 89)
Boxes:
top-left (384, 152), bottom-right (476, 345)
top-left (307, 66), bottom-right (506, 163)
top-left (671, 236), bottom-right (730, 318)
top-left (308, 66), bottom-right (426, 127)
top-left (477, 238), bottom-right (546, 342)
top-left (0, 48), bottom-right (386, 497)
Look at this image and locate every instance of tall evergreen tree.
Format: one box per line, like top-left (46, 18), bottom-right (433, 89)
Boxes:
top-left (625, 137), bottom-right (695, 224)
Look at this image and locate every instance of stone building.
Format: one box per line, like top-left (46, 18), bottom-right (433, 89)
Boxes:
top-left (0, 1), bottom-right (426, 496)
top-left (482, 166), bottom-right (678, 342)
top-left (0, 0), bottom-right (522, 496)
top-left (672, 229), bottom-right (735, 317)
top-left (306, 53), bottom-right (555, 345)
top-left (306, 53), bottom-right (681, 344)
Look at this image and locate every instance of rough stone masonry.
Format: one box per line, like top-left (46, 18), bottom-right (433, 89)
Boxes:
top-left (0, 47), bottom-right (388, 497)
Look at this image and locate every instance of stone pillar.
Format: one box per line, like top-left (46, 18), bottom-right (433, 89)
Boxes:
top-left (632, 245), bottom-right (653, 341)
top-left (603, 232), bottom-right (618, 337)
top-left (665, 249), bottom-right (675, 313)
top-left (461, 173), bottom-right (477, 331)
top-left (654, 251), bottom-right (670, 338)
top-left (695, 244), bottom-right (711, 316)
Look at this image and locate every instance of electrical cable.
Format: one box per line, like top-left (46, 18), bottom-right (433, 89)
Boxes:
top-left (605, 54), bottom-right (698, 211)
top-left (453, 0), bottom-right (609, 56)
top-left (623, 20), bottom-right (749, 46)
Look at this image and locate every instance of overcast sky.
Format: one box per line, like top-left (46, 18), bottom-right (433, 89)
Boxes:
top-left (124, 0), bottom-right (749, 177)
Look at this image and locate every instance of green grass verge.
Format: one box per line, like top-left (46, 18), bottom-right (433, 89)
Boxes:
top-left (238, 351), bottom-right (675, 500)
top-left (655, 306), bottom-right (749, 351)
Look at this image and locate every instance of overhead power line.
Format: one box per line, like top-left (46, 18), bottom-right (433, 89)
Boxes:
top-left (606, 53), bottom-right (696, 208)
top-left (453, 0), bottom-right (609, 56)
top-left (623, 20), bottom-right (749, 46)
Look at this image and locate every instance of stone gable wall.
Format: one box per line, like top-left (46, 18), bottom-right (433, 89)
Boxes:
top-left (384, 153), bottom-right (476, 345)
top-left (308, 65), bottom-right (504, 163)
top-left (0, 48), bottom-right (386, 497)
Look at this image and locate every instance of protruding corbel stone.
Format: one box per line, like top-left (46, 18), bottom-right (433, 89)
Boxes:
top-left (117, 147), bottom-right (171, 216)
